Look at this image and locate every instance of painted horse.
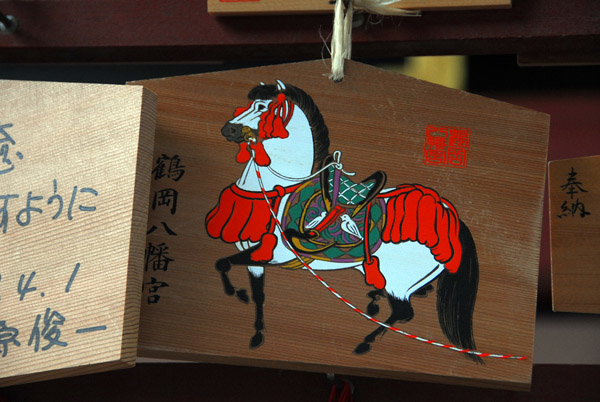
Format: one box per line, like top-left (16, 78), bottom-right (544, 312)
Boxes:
top-left (206, 81), bottom-right (480, 361)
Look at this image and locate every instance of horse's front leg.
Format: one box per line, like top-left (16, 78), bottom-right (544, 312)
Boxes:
top-left (248, 266), bottom-right (265, 348)
top-left (216, 245), bottom-right (278, 348)
top-left (215, 248), bottom-right (262, 303)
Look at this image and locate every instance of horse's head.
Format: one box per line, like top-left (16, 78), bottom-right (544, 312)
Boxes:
top-left (221, 80), bottom-right (330, 172)
top-left (221, 80), bottom-right (292, 144)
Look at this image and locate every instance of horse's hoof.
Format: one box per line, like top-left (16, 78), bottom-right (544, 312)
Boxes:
top-left (224, 285), bottom-right (235, 296)
top-left (250, 332), bottom-right (264, 349)
top-left (353, 342), bottom-right (371, 355)
top-left (236, 289), bottom-right (249, 303)
top-left (220, 273), bottom-right (235, 296)
top-left (367, 301), bottom-right (380, 316)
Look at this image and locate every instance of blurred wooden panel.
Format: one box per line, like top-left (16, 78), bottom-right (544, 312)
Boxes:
top-left (0, 81), bottom-right (157, 386)
top-left (518, 52), bottom-right (600, 67)
top-left (0, 0), bottom-right (596, 62)
top-left (207, 0), bottom-right (511, 15)
top-left (130, 59), bottom-right (549, 390)
top-left (472, 92), bottom-right (600, 311)
top-left (548, 156), bottom-right (600, 314)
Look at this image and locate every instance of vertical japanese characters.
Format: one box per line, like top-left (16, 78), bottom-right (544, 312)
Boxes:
top-left (143, 154), bottom-right (186, 304)
top-left (557, 167), bottom-right (591, 218)
top-left (0, 123), bottom-right (23, 175)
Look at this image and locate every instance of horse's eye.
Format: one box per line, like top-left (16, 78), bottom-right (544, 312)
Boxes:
top-left (257, 104), bottom-right (266, 111)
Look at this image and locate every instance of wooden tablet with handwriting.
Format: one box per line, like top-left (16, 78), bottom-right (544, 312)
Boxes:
top-left (0, 81), bottom-right (156, 386)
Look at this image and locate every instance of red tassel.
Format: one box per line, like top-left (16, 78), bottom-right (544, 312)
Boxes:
top-left (236, 142), bottom-right (251, 164)
top-left (364, 256), bottom-right (385, 289)
top-left (328, 379), bottom-right (353, 402)
top-left (250, 233), bottom-right (277, 262)
top-left (258, 93), bottom-right (290, 139)
top-left (251, 142), bottom-right (271, 166)
top-left (337, 382), bottom-right (353, 402)
top-left (272, 116), bottom-right (289, 139)
top-left (328, 384), bottom-right (339, 402)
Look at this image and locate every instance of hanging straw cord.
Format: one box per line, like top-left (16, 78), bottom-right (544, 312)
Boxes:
top-left (330, 0), bottom-right (421, 82)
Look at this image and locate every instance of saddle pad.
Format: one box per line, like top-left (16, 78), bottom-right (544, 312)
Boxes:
top-left (328, 165), bottom-right (376, 206)
top-left (281, 178), bottom-right (386, 264)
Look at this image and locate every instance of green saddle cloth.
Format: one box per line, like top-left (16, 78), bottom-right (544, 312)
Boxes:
top-left (328, 165), bottom-right (376, 205)
top-left (280, 172), bottom-right (386, 264)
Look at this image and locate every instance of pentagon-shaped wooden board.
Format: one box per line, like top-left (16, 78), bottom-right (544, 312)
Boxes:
top-left (0, 81), bottom-right (157, 386)
top-left (130, 60), bottom-right (549, 390)
top-left (549, 156), bottom-right (600, 314)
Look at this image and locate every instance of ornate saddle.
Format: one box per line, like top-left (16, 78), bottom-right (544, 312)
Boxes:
top-left (281, 155), bottom-right (387, 263)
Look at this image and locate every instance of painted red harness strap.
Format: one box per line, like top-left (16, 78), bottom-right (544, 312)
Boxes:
top-left (362, 202), bottom-right (385, 289)
top-left (311, 205), bottom-right (344, 233)
top-left (230, 183), bottom-right (300, 199)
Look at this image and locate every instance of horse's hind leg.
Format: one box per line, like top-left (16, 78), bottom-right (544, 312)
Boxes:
top-left (248, 268), bottom-right (266, 348)
top-left (354, 297), bottom-right (414, 354)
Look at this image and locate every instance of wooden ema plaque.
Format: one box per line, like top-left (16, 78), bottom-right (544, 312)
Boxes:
top-left (0, 81), bottom-right (157, 386)
top-left (208, 0), bottom-right (511, 15)
top-left (549, 156), bottom-right (600, 314)
top-left (131, 60), bottom-right (549, 390)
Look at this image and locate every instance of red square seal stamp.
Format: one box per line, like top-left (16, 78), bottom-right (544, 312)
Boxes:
top-left (423, 125), bottom-right (470, 168)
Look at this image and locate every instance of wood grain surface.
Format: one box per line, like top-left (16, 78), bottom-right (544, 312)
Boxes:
top-left (208, 0), bottom-right (511, 15)
top-left (130, 59), bottom-right (549, 390)
top-left (549, 156), bottom-right (600, 314)
top-left (0, 81), bottom-right (157, 386)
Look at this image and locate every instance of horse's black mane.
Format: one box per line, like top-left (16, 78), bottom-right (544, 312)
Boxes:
top-left (247, 83), bottom-right (330, 173)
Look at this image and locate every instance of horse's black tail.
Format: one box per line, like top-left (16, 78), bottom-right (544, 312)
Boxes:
top-left (436, 219), bottom-right (482, 364)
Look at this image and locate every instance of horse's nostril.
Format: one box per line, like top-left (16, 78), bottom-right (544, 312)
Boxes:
top-left (222, 123), bottom-right (245, 142)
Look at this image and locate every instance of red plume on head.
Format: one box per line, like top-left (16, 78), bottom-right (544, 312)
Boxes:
top-left (258, 93), bottom-right (293, 140)
top-left (233, 88), bottom-right (294, 167)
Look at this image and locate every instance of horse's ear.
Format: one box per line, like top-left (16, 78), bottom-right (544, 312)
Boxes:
top-left (259, 82), bottom-right (265, 86)
top-left (234, 101), bottom-right (253, 117)
top-left (276, 80), bottom-right (286, 91)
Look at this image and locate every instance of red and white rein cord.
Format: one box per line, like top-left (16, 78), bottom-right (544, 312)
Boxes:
top-left (250, 153), bottom-right (526, 360)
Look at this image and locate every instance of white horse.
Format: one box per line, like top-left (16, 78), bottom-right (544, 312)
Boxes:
top-left (206, 81), bottom-right (480, 360)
